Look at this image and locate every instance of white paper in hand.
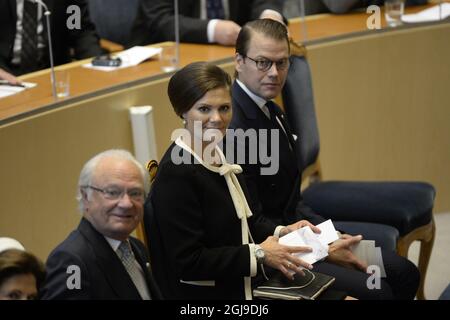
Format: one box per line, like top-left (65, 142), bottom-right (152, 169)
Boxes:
top-left (316, 219), bottom-right (339, 246)
top-left (279, 226), bottom-right (328, 265)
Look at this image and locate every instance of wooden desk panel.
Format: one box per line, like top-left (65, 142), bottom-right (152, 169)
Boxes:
top-left (0, 43), bottom-right (234, 122)
top-left (290, 4), bottom-right (435, 42)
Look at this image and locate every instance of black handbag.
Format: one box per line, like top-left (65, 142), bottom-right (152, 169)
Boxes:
top-left (253, 270), bottom-right (338, 300)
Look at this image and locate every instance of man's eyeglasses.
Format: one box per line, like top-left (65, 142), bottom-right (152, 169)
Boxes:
top-left (243, 55), bottom-right (290, 72)
top-left (82, 185), bottom-right (145, 202)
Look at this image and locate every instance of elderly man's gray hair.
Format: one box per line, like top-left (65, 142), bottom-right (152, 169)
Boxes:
top-left (76, 149), bottom-right (149, 212)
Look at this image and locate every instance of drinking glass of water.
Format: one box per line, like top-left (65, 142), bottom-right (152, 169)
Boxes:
top-left (159, 44), bottom-right (178, 73)
top-left (385, 0), bottom-right (405, 27)
top-left (55, 70), bottom-right (70, 99)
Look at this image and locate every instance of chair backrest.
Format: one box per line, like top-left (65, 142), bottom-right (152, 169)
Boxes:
top-left (135, 160), bottom-right (158, 248)
top-left (281, 47), bottom-right (321, 179)
top-left (88, 0), bottom-right (139, 46)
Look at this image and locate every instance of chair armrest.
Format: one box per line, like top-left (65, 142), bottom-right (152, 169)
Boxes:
top-left (303, 181), bottom-right (435, 236)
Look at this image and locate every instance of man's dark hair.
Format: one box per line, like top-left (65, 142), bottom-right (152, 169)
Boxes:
top-left (235, 19), bottom-right (290, 57)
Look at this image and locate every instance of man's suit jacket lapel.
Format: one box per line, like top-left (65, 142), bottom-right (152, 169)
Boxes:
top-left (231, 82), bottom-right (299, 176)
top-left (231, 81), bottom-right (259, 121)
top-left (78, 218), bottom-right (142, 300)
top-left (270, 102), bottom-right (304, 174)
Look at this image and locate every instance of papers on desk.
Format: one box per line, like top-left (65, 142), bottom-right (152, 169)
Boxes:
top-left (82, 46), bottom-right (162, 71)
top-left (0, 82), bottom-right (36, 99)
top-left (279, 219), bottom-right (339, 265)
top-left (402, 4), bottom-right (450, 23)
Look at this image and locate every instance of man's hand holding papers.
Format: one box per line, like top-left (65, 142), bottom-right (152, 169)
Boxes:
top-left (327, 234), bottom-right (368, 272)
top-left (278, 219), bottom-right (386, 278)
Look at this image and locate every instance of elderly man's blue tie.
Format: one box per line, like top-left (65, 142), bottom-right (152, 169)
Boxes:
top-left (207, 0), bottom-right (225, 19)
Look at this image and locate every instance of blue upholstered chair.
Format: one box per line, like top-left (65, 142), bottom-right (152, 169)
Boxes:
top-left (439, 284), bottom-right (450, 300)
top-left (281, 43), bottom-right (436, 300)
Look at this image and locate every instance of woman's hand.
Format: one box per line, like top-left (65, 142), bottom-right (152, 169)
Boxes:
top-left (279, 219), bottom-right (321, 237)
top-left (259, 236), bottom-right (313, 280)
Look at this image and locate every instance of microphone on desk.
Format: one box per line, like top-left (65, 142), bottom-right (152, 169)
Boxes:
top-left (28, 0), bottom-right (57, 99)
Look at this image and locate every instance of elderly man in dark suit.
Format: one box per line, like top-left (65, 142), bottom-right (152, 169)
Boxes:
top-left (0, 0), bottom-right (102, 76)
top-left (228, 18), bottom-right (420, 299)
top-left (129, 0), bottom-right (285, 46)
top-left (40, 150), bottom-right (162, 300)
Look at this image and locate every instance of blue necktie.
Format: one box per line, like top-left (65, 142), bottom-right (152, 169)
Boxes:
top-left (207, 0), bottom-right (225, 19)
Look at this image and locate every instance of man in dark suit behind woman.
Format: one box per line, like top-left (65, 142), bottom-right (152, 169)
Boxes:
top-left (228, 18), bottom-right (420, 299)
top-left (129, 0), bottom-right (285, 46)
top-left (0, 0), bottom-right (101, 76)
top-left (40, 150), bottom-right (162, 300)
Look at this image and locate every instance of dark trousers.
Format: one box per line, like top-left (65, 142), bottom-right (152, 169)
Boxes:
top-left (314, 250), bottom-right (420, 300)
